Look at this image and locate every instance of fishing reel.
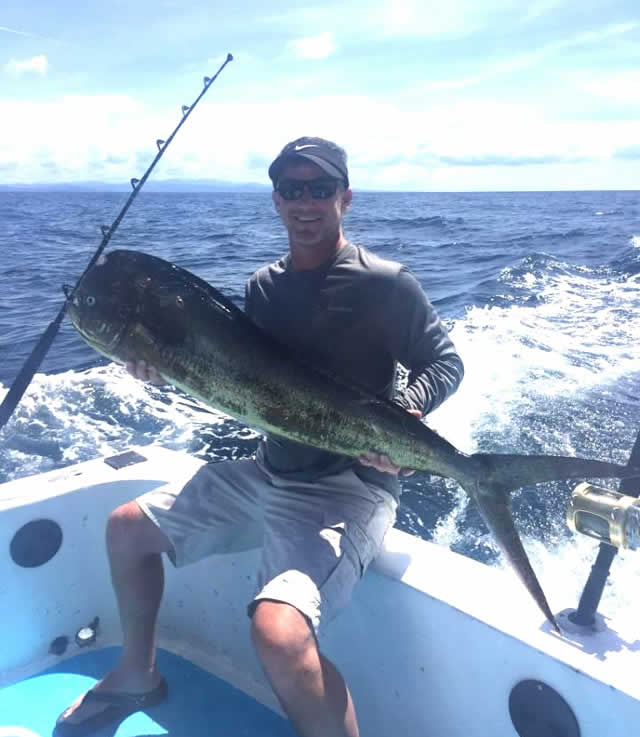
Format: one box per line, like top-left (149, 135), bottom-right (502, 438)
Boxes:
top-left (567, 482), bottom-right (640, 550)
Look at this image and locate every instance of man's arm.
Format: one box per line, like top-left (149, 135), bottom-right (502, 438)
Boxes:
top-left (385, 267), bottom-right (463, 417)
top-left (360, 267), bottom-right (463, 474)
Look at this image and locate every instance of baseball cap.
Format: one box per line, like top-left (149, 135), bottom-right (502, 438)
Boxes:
top-left (268, 137), bottom-right (349, 187)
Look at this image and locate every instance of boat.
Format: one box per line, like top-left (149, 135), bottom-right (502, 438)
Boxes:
top-left (1, 442), bottom-right (638, 736)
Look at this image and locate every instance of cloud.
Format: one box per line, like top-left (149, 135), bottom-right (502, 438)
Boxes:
top-left (105, 154), bottom-right (129, 165)
top-left (286, 32), bottom-right (336, 60)
top-left (381, 0), bottom-right (479, 37)
top-left (0, 25), bottom-right (64, 43)
top-left (87, 159), bottom-right (106, 172)
top-left (1, 92), bottom-right (637, 190)
top-left (521, 0), bottom-right (563, 23)
top-left (0, 95), bottom-right (148, 184)
top-left (614, 145), bottom-right (640, 161)
top-left (266, 1), bottom-right (527, 40)
top-left (41, 160), bottom-right (61, 171)
top-left (0, 25), bottom-right (43, 39)
top-left (435, 154), bottom-right (587, 167)
top-left (246, 152), bottom-right (271, 171)
top-left (581, 69), bottom-right (640, 102)
top-left (5, 55), bottom-right (48, 77)
top-left (422, 21), bottom-right (640, 93)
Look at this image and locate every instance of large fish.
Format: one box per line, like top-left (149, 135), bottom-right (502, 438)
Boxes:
top-left (67, 249), bottom-right (638, 633)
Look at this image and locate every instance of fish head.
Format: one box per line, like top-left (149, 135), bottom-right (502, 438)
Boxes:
top-left (68, 249), bottom-right (193, 363)
top-left (67, 250), bottom-right (144, 358)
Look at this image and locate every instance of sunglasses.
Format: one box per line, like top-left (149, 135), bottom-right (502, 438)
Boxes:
top-left (276, 177), bottom-right (342, 201)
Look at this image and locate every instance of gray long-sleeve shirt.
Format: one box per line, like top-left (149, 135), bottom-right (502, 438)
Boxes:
top-left (245, 242), bottom-right (464, 496)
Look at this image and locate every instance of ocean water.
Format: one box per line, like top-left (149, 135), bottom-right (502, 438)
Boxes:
top-left (1, 189), bottom-right (639, 622)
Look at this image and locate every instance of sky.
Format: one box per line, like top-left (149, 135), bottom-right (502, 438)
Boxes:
top-left (1, 0), bottom-right (639, 191)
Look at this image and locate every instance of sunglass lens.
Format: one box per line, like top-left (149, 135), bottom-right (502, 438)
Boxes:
top-left (277, 179), bottom-right (339, 200)
top-left (309, 180), bottom-right (338, 198)
top-left (276, 181), bottom-right (301, 200)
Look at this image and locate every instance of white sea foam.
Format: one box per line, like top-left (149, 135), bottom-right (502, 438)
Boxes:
top-left (631, 234), bottom-right (640, 249)
top-left (0, 364), bottom-right (252, 483)
top-left (423, 262), bottom-right (640, 622)
top-left (429, 265), bottom-right (640, 454)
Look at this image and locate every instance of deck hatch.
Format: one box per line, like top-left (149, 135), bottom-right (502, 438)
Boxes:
top-left (10, 518), bottom-right (63, 568)
top-left (509, 679), bottom-right (579, 737)
top-left (104, 449), bottom-right (147, 469)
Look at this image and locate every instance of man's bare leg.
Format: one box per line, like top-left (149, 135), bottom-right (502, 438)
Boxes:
top-left (252, 600), bottom-right (359, 737)
top-left (57, 500), bottom-right (171, 726)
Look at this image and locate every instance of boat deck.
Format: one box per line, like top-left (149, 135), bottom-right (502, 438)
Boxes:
top-left (0, 646), bottom-right (295, 737)
top-left (2, 447), bottom-right (639, 737)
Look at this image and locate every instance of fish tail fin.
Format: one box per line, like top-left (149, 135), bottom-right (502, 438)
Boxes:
top-left (472, 453), bottom-right (638, 493)
top-left (469, 481), bottom-right (561, 633)
top-left (458, 454), bottom-right (638, 633)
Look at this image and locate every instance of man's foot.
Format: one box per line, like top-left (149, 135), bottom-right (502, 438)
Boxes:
top-left (55, 670), bottom-right (167, 737)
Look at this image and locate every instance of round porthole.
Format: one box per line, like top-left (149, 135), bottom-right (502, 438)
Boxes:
top-left (10, 519), bottom-right (63, 568)
top-left (509, 680), bottom-right (580, 737)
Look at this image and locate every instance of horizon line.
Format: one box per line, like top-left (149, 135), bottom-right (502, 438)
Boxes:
top-left (2, 180), bottom-right (639, 195)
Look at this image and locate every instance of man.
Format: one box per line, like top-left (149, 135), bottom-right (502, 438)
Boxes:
top-left (56, 137), bottom-right (464, 737)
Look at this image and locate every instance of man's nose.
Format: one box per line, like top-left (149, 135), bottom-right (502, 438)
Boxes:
top-left (299, 184), bottom-right (314, 202)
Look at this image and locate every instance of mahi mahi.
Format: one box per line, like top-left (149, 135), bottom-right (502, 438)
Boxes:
top-left (67, 250), bottom-right (639, 633)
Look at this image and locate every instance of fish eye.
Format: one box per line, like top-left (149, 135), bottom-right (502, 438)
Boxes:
top-left (85, 296), bottom-right (96, 307)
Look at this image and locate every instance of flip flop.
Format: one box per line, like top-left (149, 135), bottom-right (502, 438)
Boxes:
top-left (54, 676), bottom-right (168, 737)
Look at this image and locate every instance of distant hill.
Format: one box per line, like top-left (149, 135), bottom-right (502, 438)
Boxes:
top-left (1, 179), bottom-right (271, 193)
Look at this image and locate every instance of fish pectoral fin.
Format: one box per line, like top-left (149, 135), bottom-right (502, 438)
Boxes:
top-left (132, 323), bottom-right (156, 345)
top-left (471, 483), bottom-right (560, 634)
top-left (348, 399), bottom-right (385, 433)
top-left (352, 398), bottom-right (385, 409)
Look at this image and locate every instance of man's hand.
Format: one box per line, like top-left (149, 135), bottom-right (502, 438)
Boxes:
top-left (359, 409), bottom-right (422, 476)
top-left (125, 360), bottom-right (165, 385)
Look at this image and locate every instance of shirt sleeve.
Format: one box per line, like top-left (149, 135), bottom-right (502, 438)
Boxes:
top-left (244, 278), bottom-right (252, 315)
top-left (244, 275), bottom-right (260, 325)
top-left (383, 268), bottom-right (464, 416)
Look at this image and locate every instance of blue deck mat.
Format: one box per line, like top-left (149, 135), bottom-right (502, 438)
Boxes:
top-left (0, 646), bottom-right (296, 736)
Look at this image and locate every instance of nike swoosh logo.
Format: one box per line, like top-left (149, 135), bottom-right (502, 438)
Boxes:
top-left (294, 144), bottom-right (316, 151)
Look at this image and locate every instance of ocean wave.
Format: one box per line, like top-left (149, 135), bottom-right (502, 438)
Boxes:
top-left (496, 252), bottom-right (575, 291)
top-left (608, 238), bottom-right (640, 276)
top-left (361, 214), bottom-right (463, 229)
top-left (0, 364), bottom-right (258, 484)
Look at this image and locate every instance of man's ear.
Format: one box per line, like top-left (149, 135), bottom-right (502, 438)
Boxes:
top-left (272, 190), bottom-right (280, 213)
top-left (341, 187), bottom-right (353, 212)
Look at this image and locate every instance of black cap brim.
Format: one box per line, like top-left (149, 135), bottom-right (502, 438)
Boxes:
top-left (268, 153), bottom-right (348, 186)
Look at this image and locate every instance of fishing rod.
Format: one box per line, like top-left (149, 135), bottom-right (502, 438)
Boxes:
top-left (0, 53), bottom-right (233, 431)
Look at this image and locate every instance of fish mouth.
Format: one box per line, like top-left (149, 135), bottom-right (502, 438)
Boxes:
top-left (81, 320), bottom-right (128, 354)
top-left (73, 316), bottom-right (128, 355)
top-left (64, 285), bottom-right (130, 355)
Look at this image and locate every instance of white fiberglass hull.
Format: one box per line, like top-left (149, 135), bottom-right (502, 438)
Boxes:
top-left (0, 446), bottom-right (638, 736)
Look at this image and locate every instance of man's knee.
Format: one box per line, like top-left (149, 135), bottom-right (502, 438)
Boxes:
top-left (251, 600), bottom-right (316, 667)
top-left (106, 501), bottom-right (168, 557)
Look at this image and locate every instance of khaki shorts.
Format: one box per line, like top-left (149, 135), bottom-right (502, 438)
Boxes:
top-left (136, 444), bottom-right (397, 635)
